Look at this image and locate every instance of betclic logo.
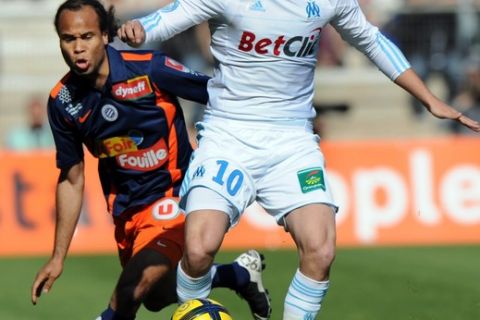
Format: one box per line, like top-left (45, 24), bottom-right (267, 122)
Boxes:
top-left (112, 75), bottom-right (153, 101)
top-left (238, 28), bottom-right (322, 57)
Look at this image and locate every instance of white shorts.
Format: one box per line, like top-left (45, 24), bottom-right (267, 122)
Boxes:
top-left (179, 119), bottom-right (338, 226)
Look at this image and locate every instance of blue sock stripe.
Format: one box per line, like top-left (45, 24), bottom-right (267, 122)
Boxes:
top-left (178, 275), bottom-right (211, 290)
top-left (290, 285), bottom-right (325, 300)
top-left (286, 291), bottom-right (320, 307)
top-left (291, 277), bottom-right (326, 298)
top-left (285, 300), bottom-right (314, 313)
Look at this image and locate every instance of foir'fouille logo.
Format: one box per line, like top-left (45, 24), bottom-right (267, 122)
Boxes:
top-left (116, 138), bottom-right (168, 172)
top-left (297, 167), bottom-right (326, 193)
top-left (112, 75), bottom-right (153, 101)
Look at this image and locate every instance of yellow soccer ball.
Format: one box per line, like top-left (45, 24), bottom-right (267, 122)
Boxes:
top-left (171, 298), bottom-right (233, 320)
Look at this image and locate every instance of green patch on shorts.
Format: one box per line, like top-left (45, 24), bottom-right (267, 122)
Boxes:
top-left (297, 167), bottom-right (326, 193)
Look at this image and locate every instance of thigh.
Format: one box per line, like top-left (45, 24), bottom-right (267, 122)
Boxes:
top-left (285, 203), bottom-right (336, 250)
top-left (285, 203), bottom-right (336, 279)
top-left (256, 132), bottom-right (338, 224)
top-left (184, 207), bottom-right (230, 256)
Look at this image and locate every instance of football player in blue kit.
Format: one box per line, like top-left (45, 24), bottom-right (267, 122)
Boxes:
top-left (30, 1), bottom-right (271, 319)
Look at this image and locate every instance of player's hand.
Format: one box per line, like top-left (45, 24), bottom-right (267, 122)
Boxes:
top-left (427, 97), bottom-right (480, 133)
top-left (117, 20), bottom-right (146, 47)
top-left (31, 258), bottom-right (63, 305)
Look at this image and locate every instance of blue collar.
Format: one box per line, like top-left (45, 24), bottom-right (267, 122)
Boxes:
top-left (106, 45), bottom-right (129, 85)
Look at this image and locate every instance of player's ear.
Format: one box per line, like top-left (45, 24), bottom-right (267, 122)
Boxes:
top-left (102, 32), bottom-right (109, 45)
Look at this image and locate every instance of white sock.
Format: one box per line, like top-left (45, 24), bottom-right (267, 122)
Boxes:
top-left (283, 269), bottom-right (329, 320)
top-left (176, 261), bottom-right (212, 303)
top-left (210, 264), bottom-right (218, 280)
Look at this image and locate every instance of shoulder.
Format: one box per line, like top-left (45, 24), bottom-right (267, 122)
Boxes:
top-left (48, 72), bottom-right (84, 122)
top-left (331, 0), bottom-right (358, 12)
top-left (48, 72), bottom-right (75, 112)
top-left (49, 72), bottom-right (72, 101)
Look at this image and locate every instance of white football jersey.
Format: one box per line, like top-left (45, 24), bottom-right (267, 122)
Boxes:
top-left (140, 0), bottom-right (410, 121)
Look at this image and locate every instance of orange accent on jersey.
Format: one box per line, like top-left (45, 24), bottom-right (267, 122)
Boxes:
top-left (50, 72), bottom-right (72, 98)
top-left (78, 109), bottom-right (92, 123)
top-left (153, 83), bottom-right (176, 129)
top-left (107, 183), bottom-right (117, 214)
top-left (166, 124), bottom-right (182, 197)
top-left (120, 52), bottom-right (153, 61)
top-left (153, 83), bottom-right (180, 197)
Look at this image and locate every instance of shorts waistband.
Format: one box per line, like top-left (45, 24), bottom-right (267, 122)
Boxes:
top-left (201, 116), bottom-right (314, 131)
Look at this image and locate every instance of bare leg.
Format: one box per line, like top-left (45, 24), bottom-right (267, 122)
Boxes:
top-left (283, 204), bottom-right (336, 319)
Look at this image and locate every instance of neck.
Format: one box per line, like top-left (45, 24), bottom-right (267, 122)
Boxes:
top-left (94, 53), bottom-right (109, 90)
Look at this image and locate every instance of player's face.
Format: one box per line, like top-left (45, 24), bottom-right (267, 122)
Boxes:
top-left (57, 6), bottom-right (109, 78)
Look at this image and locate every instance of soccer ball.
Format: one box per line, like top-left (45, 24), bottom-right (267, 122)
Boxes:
top-left (171, 298), bottom-right (233, 320)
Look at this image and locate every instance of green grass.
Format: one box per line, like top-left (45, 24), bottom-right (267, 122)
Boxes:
top-left (2, 246), bottom-right (480, 319)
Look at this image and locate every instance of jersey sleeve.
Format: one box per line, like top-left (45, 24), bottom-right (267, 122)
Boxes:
top-left (151, 53), bottom-right (210, 104)
top-left (47, 97), bottom-right (84, 169)
top-left (138, 0), bottom-right (225, 43)
top-left (330, 0), bottom-right (410, 80)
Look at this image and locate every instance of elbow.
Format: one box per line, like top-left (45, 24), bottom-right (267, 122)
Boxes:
top-left (59, 161), bottom-right (85, 187)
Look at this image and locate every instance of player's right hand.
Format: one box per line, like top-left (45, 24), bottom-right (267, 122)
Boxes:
top-left (117, 20), bottom-right (146, 47)
top-left (31, 258), bottom-right (63, 305)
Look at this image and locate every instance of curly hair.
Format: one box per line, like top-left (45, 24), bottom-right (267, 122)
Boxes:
top-left (54, 0), bottom-right (117, 43)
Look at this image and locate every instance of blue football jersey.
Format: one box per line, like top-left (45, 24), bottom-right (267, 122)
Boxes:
top-left (48, 46), bottom-right (209, 216)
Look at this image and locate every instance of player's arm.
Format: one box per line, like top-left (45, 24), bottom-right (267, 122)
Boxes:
top-left (31, 161), bottom-right (85, 305)
top-left (331, 0), bottom-right (480, 132)
top-left (118, 0), bottom-right (223, 46)
top-left (394, 69), bottom-right (480, 131)
top-left (31, 94), bottom-right (87, 305)
top-left (331, 1), bottom-right (410, 80)
top-left (151, 54), bottom-right (210, 104)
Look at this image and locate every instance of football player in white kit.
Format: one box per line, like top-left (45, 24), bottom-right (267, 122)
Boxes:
top-left (118, 1), bottom-right (480, 319)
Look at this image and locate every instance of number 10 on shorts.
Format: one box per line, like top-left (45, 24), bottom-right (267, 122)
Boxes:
top-left (212, 160), bottom-right (244, 196)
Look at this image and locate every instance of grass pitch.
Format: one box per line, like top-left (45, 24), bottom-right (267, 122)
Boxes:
top-left (2, 245), bottom-right (480, 319)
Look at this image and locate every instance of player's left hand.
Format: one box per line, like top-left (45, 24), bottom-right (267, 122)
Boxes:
top-left (427, 97), bottom-right (480, 133)
top-left (31, 258), bottom-right (64, 305)
top-left (117, 20), bottom-right (146, 47)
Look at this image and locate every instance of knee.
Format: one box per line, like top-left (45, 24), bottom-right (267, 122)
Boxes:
top-left (183, 242), bottom-right (215, 274)
top-left (300, 240), bottom-right (336, 270)
top-left (116, 266), bottom-right (169, 305)
top-left (318, 242), bottom-right (336, 267)
top-left (116, 273), bottom-right (154, 304)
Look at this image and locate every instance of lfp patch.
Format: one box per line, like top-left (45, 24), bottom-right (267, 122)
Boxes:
top-left (297, 167), bottom-right (326, 193)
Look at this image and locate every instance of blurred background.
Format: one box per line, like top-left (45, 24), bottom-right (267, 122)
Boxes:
top-left (1, 1), bottom-right (480, 319)
top-left (1, 0), bottom-right (480, 142)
